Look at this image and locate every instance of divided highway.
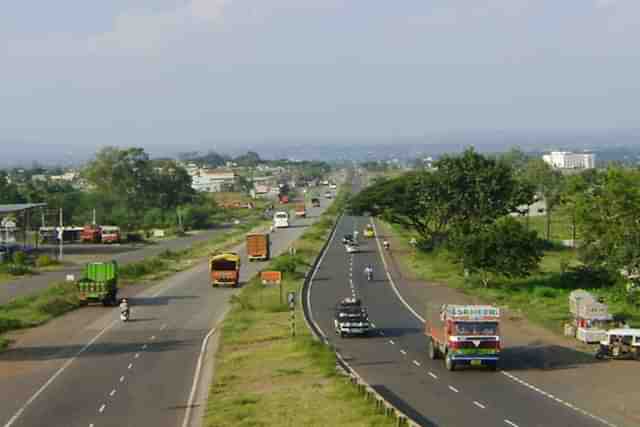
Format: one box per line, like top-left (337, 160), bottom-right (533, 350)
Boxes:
top-left (0, 201), bottom-right (328, 427)
top-left (308, 212), bottom-right (612, 425)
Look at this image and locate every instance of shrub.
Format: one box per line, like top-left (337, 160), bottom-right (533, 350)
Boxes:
top-left (36, 255), bottom-right (57, 268)
top-left (12, 251), bottom-right (27, 266)
top-left (7, 264), bottom-right (32, 276)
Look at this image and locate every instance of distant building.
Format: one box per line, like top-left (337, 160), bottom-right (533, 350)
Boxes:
top-left (191, 170), bottom-right (238, 192)
top-left (542, 152), bottom-right (595, 169)
top-left (50, 171), bottom-right (78, 182)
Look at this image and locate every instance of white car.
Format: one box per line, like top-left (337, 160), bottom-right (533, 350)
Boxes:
top-left (324, 192), bottom-right (333, 199)
top-left (345, 243), bottom-right (359, 253)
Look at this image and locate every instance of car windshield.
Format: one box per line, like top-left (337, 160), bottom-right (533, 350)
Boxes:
top-left (454, 322), bottom-right (498, 336)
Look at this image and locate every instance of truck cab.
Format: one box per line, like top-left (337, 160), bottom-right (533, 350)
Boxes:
top-left (209, 252), bottom-right (241, 287)
top-left (273, 211), bottom-right (290, 228)
top-left (427, 304), bottom-right (501, 371)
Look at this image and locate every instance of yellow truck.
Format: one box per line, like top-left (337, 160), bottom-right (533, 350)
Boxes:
top-left (209, 252), bottom-right (241, 287)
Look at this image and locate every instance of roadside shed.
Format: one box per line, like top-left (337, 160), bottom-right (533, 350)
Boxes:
top-left (0, 203), bottom-right (47, 250)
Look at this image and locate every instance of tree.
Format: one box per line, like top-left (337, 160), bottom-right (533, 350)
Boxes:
top-left (451, 217), bottom-right (544, 287)
top-left (576, 167), bottom-right (640, 277)
top-left (435, 148), bottom-right (534, 231)
top-left (522, 158), bottom-right (564, 240)
top-left (234, 151), bottom-right (262, 167)
top-left (0, 172), bottom-right (24, 203)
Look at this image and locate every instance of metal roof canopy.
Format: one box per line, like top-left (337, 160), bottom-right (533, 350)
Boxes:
top-left (0, 203), bottom-right (47, 214)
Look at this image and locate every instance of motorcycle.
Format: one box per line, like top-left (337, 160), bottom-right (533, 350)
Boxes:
top-left (120, 308), bottom-right (130, 322)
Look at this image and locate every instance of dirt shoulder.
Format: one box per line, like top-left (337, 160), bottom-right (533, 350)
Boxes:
top-left (376, 221), bottom-right (639, 427)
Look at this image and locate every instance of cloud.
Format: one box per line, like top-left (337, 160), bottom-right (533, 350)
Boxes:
top-left (87, 0), bottom-right (231, 53)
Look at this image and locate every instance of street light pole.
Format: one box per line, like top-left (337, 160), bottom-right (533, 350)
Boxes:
top-left (58, 208), bottom-right (63, 261)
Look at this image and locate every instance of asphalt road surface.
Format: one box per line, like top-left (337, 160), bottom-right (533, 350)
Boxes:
top-left (307, 178), bottom-right (612, 427)
top-left (0, 202), bottom-right (328, 427)
top-left (0, 225), bottom-right (240, 305)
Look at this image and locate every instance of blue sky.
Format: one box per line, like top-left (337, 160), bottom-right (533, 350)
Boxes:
top-left (2, 0), bottom-right (640, 150)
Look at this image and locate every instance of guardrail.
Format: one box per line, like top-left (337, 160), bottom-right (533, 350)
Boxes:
top-left (300, 213), bottom-right (422, 427)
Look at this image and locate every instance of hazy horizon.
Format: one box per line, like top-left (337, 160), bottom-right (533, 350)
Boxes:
top-left (2, 1), bottom-right (640, 162)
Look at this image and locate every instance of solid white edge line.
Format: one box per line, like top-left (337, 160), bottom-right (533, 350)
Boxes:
top-left (181, 326), bottom-right (217, 427)
top-left (306, 213), bottom-right (341, 341)
top-left (369, 221), bottom-right (425, 323)
top-left (2, 318), bottom-right (119, 427)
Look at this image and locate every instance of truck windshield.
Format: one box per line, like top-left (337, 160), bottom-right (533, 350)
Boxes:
top-left (211, 260), bottom-right (237, 270)
top-left (454, 322), bottom-right (498, 336)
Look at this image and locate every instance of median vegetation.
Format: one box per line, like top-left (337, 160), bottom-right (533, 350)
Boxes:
top-left (205, 184), bottom-right (394, 427)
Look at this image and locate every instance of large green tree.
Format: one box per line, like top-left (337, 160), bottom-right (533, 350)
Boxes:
top-left (451, 217), bottom-right (544, 287)
top-left (576, 167), bottom-right (640, 276)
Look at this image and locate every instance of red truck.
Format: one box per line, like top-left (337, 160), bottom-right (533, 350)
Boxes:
top-left (100, 226), bottom-right (121, 244)
top-left (81, 225), bottom-right (101, 243)
top-left (426, 304), bottom-right (501, 371)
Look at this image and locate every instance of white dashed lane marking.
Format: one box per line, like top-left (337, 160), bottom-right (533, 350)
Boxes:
top-left (389, 340), bottom-right (395, 345)
top-left (448, 386), bottom-right (459, 393)
top-left (473, 401), bottom-right (486, 409)
top-left (150, 336), bottom-right (156, 340)
top-left (504, 420), bottom-right (519, 427)
top-left (98, 404), bottom-right (106, 413)
top-left (119, 376), bottom-right (125, 383)
top-left (127, 363), bottom-right (133, 370)
top-left (160, 324), bottom-right (167, 331)
top-left (134, 353), bottom-right (140, 359)
top-left (400, 350), bottom-right (407, 355)
top-left (428, 372), bottom-right (438, 379)
top-left (109, 389), bottom-right (116, 397)
top-left (412, 360), bottom-right (421, 367)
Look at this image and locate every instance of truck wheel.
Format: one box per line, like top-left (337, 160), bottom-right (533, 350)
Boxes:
top-left (445, 353), bottom-right (456, 371)
top-left (428, 339), bottom-right (439, 360)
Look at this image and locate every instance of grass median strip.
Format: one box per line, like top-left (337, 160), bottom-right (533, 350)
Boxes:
top-left (0, 218), bottom-right (269, 351)
top-left (205, 186), bottom-right (395, 427)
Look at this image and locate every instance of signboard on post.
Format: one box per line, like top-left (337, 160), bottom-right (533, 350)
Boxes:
top-left (261, 271), bottom-right (282, 285)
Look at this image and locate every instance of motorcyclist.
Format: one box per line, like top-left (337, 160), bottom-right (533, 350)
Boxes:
top-left (119, 298), bottom-right (130, 319)
top-left (364, 265), bottom-right (373, 281)
top-left (383, 240), bottom-right (390, 250)
top-left (353, 230), bottom-right (359, 241)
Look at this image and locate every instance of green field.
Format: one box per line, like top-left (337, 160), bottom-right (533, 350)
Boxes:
top-left (205, 184), bottom-right (395, 427)
top-left (388, 222), bottom-right (640, 335)
top-left (515, 208), bottom-right (577, 242)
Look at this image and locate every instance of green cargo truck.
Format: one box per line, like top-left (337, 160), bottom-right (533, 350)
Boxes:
top-left (76, 261), bottom-right (119, 306)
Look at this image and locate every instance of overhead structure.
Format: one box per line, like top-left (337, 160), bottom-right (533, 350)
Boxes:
top-left (0, 203), bottom-right (47, 249)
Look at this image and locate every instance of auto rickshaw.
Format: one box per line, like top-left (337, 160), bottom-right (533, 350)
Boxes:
top-left (595, 328), bottom-right (640, 360)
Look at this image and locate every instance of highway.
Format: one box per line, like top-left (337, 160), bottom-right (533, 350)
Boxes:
top-left (0, 201), bottom-right (328, 427)
top-left (307, 180), bottom-right (612, 427)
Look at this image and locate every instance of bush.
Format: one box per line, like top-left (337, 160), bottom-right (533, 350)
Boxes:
top-left (533, 286), bottom-right (559, 299)
top-left (12, 251), bottom-right (27, 266)
top-left (36, 255), bottom-right (57, 268)
top-left (270, 254), bottom-right (306, 274)
top-left (7, 264), bottom-right (32, 276)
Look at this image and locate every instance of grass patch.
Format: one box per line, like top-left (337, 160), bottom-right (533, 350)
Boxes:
top-left (515, 208), bottom-right (576, 242)
top-left (387, 222), bottom-right (640, 334)
top-left (206, 182), bottom-right (394, 427)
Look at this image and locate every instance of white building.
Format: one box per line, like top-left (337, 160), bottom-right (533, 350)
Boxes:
top-left (191, 170), bottom-right (238, 192)
top-left (542, 152), bottom-right (596, 169)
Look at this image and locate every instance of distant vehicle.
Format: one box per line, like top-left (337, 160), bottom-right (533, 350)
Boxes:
top-left (311, 197), bottom-right (321, 207)
top-left (342, 234), bottom-right (354, 245)
top-left (426, 304), bottom-right (501, 371)
top-left (334, 297), bottom-right (370, 337)
top-left (363, 224), bottom-right (375, 238)
top-left (345, 242), bottom-right (359, 253)
top-left (76, 261), bottom-right (118, 306)
top-left (209, 252), bottom-right (241, 287)
top-left (324, 191), bottom-right (333, 199)
top-left (273, 211), bottom-right (290, 228)
top-left (101, 226), bottom-right (121, 244)
top-left (295, 202), bottom-right (306, 218)
top-left (329, 183), bottom-right (337, 189)
top-left (321, 180), bottom-right (330, 185)
top-left (595, 329), bottom-right (640, 360)
top-left (246, 233), bottom-right (270, 261)
top-left (81, 225), bottom-right (101, 243)
top-left (279, 194), bottom-right (289, 204)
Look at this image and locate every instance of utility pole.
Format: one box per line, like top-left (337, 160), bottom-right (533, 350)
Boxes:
top-left (58, 208), bottom-right (64, 261)
top-left (92, 208), bottom-right (97, 226)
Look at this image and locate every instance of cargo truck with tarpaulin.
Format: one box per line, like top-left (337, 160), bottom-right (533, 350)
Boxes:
top-left (76, 261), bottom-right (118, 306)
top-left (209, 252), bottom-right (241, 287)
top-left (426, 304), bottom-right (501, 371)
top-left (246, 233), bottom-right (270, 261)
